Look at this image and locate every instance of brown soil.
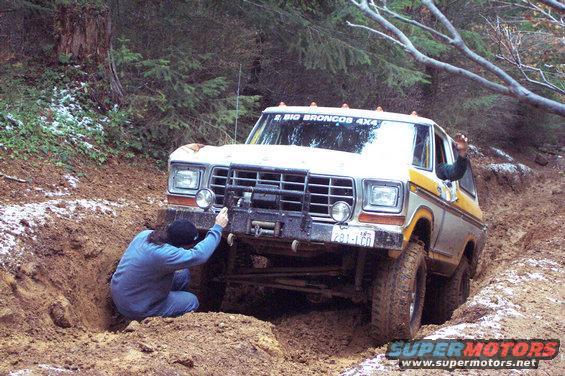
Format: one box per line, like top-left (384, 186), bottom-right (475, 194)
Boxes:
top-left (0, 150), bottom-right (563, 375)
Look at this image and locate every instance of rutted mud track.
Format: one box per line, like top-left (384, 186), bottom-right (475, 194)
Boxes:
top-left (0, 151), bottom-right (563, 375)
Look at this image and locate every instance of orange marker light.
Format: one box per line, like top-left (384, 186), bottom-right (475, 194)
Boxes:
top-left (310, 101), bottom-right (317, 107)
top-left (410, 111), bottom-right (418, 116)
top-left (341, 103), bottom-right (349, 108)
top-left (376, 106), bottom-right (383, 112)
top-left (279, 102), bottom-right (287, 107)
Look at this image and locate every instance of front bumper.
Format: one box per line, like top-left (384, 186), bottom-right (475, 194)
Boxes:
top-left (161, 206), bottom-right (404, 250)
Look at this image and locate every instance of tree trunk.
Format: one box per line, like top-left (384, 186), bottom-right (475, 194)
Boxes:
top-left (54, 2), bottom-right (124, 103)
top-left (54, 2), bottom-right (111, 65)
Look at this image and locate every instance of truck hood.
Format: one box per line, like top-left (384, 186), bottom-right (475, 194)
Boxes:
top-left (169, 144), bottom-right (409, 180)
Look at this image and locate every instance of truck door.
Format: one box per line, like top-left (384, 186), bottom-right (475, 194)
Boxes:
top-left (430, 129), bottom-right (466, 259)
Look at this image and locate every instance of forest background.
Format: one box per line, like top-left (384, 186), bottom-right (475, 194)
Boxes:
top-left (0, 0), bottom-right (562, 165)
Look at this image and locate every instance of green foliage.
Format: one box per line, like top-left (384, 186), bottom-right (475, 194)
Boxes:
top-left (112, 40), bottom-right (260, 158)
top-left (460, 30), bottom-right (492, 58)
top-left (217, 0), bottom-right (428, 100)
top-left (288, 32), bottom-right (372, 73)
top-left (460, 94), bottom-right (500, 112)
top-left (410, 33), bottom-right (449, 56)
top-left (58, 52), bottom-right (73, 65)
top-left (55, 0), bottom-right (107, 7)
top-left (2, 0), bottom-right (561, 168)
top-left (0, 64), bottom-right (127, 165)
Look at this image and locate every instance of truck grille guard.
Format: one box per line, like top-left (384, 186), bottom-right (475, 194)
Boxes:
top-left (223, 164), bottom-right (311, 231)
top-left (209, 164), bottom-right (355, 223)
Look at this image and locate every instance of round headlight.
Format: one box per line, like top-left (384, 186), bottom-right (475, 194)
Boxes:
top-left (331, 201), bottom-right (351, 223)
top-left (195, 189), bottom-right (215, 210)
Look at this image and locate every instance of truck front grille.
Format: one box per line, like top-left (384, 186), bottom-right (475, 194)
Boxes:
top-left (209, 166), bottom-right (355, 222)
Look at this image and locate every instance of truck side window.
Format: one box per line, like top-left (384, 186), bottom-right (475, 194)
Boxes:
top-left (434, 133), bottom-right (447, 170)
top-left (451, 142), bottom-right (477, 197)
top-left (412, 124), bottom-right (431, 169)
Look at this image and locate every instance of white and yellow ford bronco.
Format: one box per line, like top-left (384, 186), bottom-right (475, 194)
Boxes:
top-left (161, 104), bottom-right (487, 343)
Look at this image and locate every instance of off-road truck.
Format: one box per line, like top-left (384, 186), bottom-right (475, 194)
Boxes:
top-left (160, 104), bottom-right (487, 343)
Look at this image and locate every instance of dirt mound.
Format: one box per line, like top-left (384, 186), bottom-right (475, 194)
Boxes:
top-left (1, 150), bottom-right (564, 375)
top-left (2, 312), bottom-right (296, 375)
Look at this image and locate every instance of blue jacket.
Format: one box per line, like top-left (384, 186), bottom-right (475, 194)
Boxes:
top-left (110, 224), bottom-right (223, 317)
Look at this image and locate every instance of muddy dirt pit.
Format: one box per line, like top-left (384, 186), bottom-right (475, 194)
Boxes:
top-left (0, 151), bottom-right (564, 375)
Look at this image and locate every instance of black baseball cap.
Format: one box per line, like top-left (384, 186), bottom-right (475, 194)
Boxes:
top-left (167, 220), bottom-right (199, 247)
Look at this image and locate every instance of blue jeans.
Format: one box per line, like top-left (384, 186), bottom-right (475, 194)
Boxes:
top-left (147, 269), bottom-right (199, 317)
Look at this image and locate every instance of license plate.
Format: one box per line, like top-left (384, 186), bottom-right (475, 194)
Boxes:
top-left (331, 226), bottom-right (375, 247)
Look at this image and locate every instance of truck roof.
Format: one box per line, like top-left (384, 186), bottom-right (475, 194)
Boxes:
top-left (263, 106), bottom-right (438, 126)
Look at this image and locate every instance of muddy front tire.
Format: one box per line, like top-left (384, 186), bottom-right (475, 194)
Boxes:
top-left (370, 242), bottom-right (427, 345)
top-left (423, 257), bottom-right (470, 324)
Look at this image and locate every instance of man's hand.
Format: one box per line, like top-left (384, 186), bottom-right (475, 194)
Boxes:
top-left (181, 143), bottom-right (206, 153)
top-left (454, 133), bottom-right (469, 158)
top-left (215, 207), bottom-right (229, 228)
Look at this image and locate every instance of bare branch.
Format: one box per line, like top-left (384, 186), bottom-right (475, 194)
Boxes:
top-left (496, 54), bottom-right (565, 94)
top-left (373, 3), bottom-right (452, 43)
top-left (485, 11), bottom-right (565, 95)
top-left (349, 0), bottom-right (511, 94)
top-left (421, 0), bottom-right (527, 91)
top-left (346, 21), bottom-right (407, 48)
top-left (497, 1), bottom-right (564, 26)
top-left (348, 0), bottom-right (565, 117)
top-left (537, 0), bottom-right (565, 13)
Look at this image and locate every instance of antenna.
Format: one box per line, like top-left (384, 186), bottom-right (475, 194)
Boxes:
top-left (234, 63), bottom-right (242, 143)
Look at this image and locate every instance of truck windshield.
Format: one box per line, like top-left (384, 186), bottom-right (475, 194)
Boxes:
top-left (247, 113), bottom-right (428, 165)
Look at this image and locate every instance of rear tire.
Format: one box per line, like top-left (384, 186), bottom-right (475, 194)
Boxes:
top-left (423, 257), bottom-right (470, 324)
top-left (370, 242), bottom-right (427, 345)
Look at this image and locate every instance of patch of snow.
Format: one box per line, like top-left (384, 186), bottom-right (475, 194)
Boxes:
top-left (44, 190), bottom-right (70, 197)
top-left (4, 113), bottom-right (23, 127)
top-left (516, 163), bottom-right (533, 174)
top-left (81, 141), bottom-right (94, 149)
top-left (28, 175), bottom-right (79, 198)
top-left (522, 258), bottom-right (562, 273)
top-left (485, 163), bottom-right (532, 175)
top-left (33, 187), bottom-right (70, 198)
top-left (0, 199), bottom-right (123, 261)
top-left (486, 163), bottom-right (519, 174)
top-left (64, 174), bottom-right (79, 189)
top-left (8, 370), bottom-right (32, 376)
top-left (468, 144), bottom-right (483, 156)
top-left (39, 87), bottom-right (108, 148)
top-left (147, 196), bottom-right (167, 207)
top-left (38, 364), bottom-right (76, 373)
top-left (525, 272), bottom-right (546, 281)
top-left (425, 323), bottom-right (475, 340)
top-left (341, 354), bottom-right (396, 375)
top-left (490, 147), bottom-right (514, 161)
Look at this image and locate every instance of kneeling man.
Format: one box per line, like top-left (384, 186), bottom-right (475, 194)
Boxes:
top-left (111, 208), bottom-right (228, 319)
